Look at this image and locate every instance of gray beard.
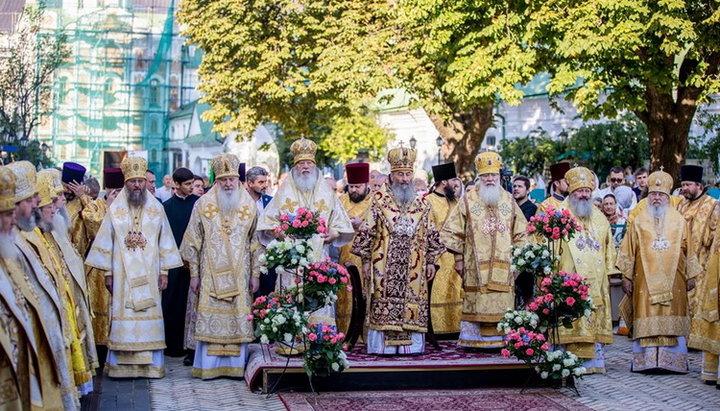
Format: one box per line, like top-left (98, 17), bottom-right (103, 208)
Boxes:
top-left (569, 196), bottom-right (593, 219)
top-left (126, 188), bottom-right (147, 207)
top-left (54, 207), bottom-right (70, 234)
top-left (16, 214), bottom-right (36, 232)
top-left (34, 209), bottom-right (53, 233)
top-left (0, 232), bottom-right (18, 259)
top-left (391, 182), bottom-right (416, 207)
top-left (649, 203), bottom-right (668, 220)
top-left (479, 182), bottom-right (501, 207)
top-left (217, 187), bottom-right (241, 214)
top-left (292, 169), bottom-right (318, 193)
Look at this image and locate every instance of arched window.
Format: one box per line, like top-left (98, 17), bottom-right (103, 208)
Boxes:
top-left (103, 78), bottom-right (114, 106)
top-left (150, 117), bottom-right (159, 135)
top-left (57, 77), bottom-right (68, 104)
top-left (149, 79), bottom-right (160, 107)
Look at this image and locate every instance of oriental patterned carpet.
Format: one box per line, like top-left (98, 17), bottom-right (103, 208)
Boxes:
top-left (278, 388), bottom-right (592, 411)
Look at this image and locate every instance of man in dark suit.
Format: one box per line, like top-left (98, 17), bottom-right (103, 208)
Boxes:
top-left (246, 166), bottom-right (274, 296)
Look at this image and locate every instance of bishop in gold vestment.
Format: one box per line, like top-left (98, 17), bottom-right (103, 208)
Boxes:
top-left (257, 138), bottom-right (354, 328)
top-left (0, 167), bottom-right (55, 410)
top-left (691, 228), bottom-right (720, 386)
top-left (180, 154), bottom-right (261, 379)
top-left (617, 170), bottom-right (699, 373)
top-left (353, 147), bottom-right (445, 355)
top-left (678, 164), bottom-right (720, 384)
top-left (676, 165), bottom-right (719, 316)
top-left (86, 157), bottom-right (182, 378)
top-left (21, 170), bottom-right (97, 394)
top-left (555, 166), bottom-right (617, 374)
top-left (82, 169), bottom-right (123, 350)
top-left (6, 162), bottom-right (77, 410)
top-left (426, 162), bottom-right (463, 335)
top-left (441, 152), bottom-right (526, 349)
top-left (336, 163), bottom-right (372, 338)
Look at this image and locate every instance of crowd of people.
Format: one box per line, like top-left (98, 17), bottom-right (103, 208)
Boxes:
top-left (2, 140), bottom-right (720, 410)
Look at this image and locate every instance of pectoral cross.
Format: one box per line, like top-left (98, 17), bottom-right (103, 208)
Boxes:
top-left (239, 205), bottom-right (252, 221)
top-left (114, 207), bottom-right (128, 219)
top-left (202, 203), bottom-right (219, 220)
top-left (314, 199), bottom-right (329, 213)
top-left (281, 198), bottom-right (299, 212)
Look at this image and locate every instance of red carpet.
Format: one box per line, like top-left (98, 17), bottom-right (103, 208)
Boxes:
top-left (278, 388), bottom-right (591, 411)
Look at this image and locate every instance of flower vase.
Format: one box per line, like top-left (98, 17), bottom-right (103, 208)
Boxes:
top-left (274, 335), bottom-right (306, 356)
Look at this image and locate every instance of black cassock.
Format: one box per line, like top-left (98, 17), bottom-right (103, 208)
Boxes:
top-left (162, 193), bottom-right (199, 356)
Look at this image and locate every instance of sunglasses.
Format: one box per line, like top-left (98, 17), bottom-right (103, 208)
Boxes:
top-left (610, 178), bottom-right (624, 183)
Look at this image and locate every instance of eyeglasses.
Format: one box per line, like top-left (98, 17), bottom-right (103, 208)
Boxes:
top-left (610, 178), bottom-right (624, 183)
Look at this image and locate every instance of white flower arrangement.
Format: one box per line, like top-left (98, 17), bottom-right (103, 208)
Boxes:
top-left (511, 243), bottom-right (556, 277)
top-left (260, 238), bottom-right (315, 274)
top-left (497, 309), bottom-right (540, 334)
top-left (536, 349), bottom-right (586, 380)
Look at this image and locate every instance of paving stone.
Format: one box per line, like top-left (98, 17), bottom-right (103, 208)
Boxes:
top-left (85, 336), bottom-right (720, 410)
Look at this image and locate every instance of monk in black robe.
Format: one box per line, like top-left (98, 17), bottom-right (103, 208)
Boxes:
top-left (161, 167), bottom-right (199, 358)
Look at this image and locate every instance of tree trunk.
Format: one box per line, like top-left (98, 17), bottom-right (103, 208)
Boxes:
top-left (428, 103), bottom-right (494, 178)
top-left (635, 84), bottom-right (698, 184)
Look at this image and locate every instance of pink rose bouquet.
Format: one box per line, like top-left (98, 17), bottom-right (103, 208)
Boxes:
top-left (527, 271), bottom-right (595, 329)
top-left (249, 292), bottom-right (308, 345)
top-left (274, 207), bottom-right (328, 240)
top-left (501, 327), bottom-right (550, 363)
top-left (303, 323), bottom-right (350, 377)
top-left (527, 206), bottom-right (582, 241)
top-left (298, 258), bottom-right (352, 311)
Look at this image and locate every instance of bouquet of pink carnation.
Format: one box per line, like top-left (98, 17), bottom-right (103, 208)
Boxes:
top-left (527, 271), bottom-right (595, 329)
top-left (248, 292), bottom-right (308, 345)
top-left (274, 207), bottom-right (327, 240)
top-left (500, 326), bottom-right (550, 363)
top-left (298, 258), bottom-right (352, 311)
top-left (528, 206), bottom-right (582, 241)
top-left (303, 323), bottom-right (350, 377)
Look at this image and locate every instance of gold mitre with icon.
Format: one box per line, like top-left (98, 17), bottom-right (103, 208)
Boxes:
top-left (0, 167), bottom-right (17, 212)
top-left (46, 168), bottom-right (64, 196)
top-left (565, 166), bottom-right (595, 192)
top-left (120, 156), bottom-right (147, 182)
top-left (387, 146), bottom-right (417, 172)
top-left (647, 169), bottom-right (673, 195)
top-left (211, 153), bottom-right (241, 179)
top-left (291, 138), bottom-right (317, 164)
top-left (36, 170), bottom-right (57, 208)
top-left (6, 161), bottom-right (37, 203)
top-left (475, 151), bottom-right (502, 175)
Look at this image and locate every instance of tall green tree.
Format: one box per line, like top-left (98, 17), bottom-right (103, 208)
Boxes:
top-left (393, 1), bottom-right (535, 173)
top-left (178, 0), bottom-right (536, 173)
top-left (529, 0), bottom-right (720, 179)
top-left (177, 0), bottom-right (395, 167)
top-left (0, 5), bottom-right (67, 167)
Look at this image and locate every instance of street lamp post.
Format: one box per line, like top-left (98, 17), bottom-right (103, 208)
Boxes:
top-left (409, 135), bottom-right (417, 149)
top-left (435, 135), bottom-right (444, 165)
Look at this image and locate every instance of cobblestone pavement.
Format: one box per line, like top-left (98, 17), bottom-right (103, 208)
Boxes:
top-left (88, 336), bottom-right (720, 410)
top-left (564, 336), bottom-right (720, 410)
top-left (149, 357), bottom-right (285, 411)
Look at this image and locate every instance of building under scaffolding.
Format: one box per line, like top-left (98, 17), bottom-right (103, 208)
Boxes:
top-left (33, 0), bottom-right (200, 177)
